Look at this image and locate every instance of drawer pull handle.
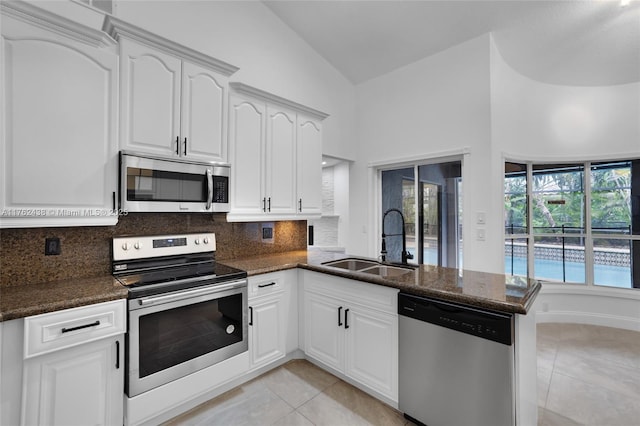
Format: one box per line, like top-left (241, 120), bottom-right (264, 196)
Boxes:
top-left (258, 282), bottom-right (276, 288)
top-left (344, 309), bottom-right (350, 329)
top-left (61, 320), bottom-right (100, 334)
top-left (338, 306), bottom-right (343, 326)
top-left (249, 306), bottom-right (253, 326)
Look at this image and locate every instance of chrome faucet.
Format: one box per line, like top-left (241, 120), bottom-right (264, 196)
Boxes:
top-left (381, 208), bottom-right (414, 264)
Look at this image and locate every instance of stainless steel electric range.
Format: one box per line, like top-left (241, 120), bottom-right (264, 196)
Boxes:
top-left (112, 233), bottom-right (248, 397)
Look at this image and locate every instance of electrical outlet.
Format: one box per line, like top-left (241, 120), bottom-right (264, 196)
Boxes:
top-left (476, 228), bottom-right (486, 241)
top-left (261, 222), bottom-right (274, 244)
top-left (45, 237), bottom-right (61, 255)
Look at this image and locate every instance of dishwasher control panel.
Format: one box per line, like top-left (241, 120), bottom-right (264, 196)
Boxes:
top-left (398, 293), bottom-right (514, 345)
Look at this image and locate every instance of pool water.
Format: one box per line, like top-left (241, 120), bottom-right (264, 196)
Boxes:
top-left (406, 248), bottom-right (633, 289)
top-left (506, 257), bottom-right (632, 288)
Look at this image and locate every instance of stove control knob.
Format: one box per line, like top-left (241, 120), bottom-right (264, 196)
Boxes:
top-left (194, 238), bottom-right (200, 245)
top-left (203, 237), bottom-right (209, 245)
top-left (134, 241), bottom-right (142, 250)
top-left (122, 242), bottom-right (130, 251)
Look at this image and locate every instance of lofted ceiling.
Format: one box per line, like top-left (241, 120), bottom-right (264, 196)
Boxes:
top-left (263, 0), bottom-right (640, 86)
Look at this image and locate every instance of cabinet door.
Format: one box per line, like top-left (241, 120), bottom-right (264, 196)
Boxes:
top-left (249, 296), bottom-right (284, 370)
top-left (120, 39), bottom-right (181, 156)
top-left (304, 291), bottom-right (344, 372)
top-left (228, 94), bottom-right (266, 215)
top-left (297, 116), bottom-right (323, 215)
top-left (265, 106), bottom-right (297, 215)
top-left (181, 61), bottom-right (228, 162)
top-left (21, 336), bottom-right (123, 426)
top-left (1, 19), bottom-right (118, 227)
top-left (344, 307), bottom-right (398, 401)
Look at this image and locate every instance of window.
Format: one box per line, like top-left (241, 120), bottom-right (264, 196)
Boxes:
top-left (504, 160), bottom-right (639, 289)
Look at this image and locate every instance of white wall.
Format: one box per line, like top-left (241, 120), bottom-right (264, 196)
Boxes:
top-left (351, 34), bottom-right (500, 273)
top-left (333, 161), bottom-right (350, 248)
top-left (490, 39), bottom-right (640, 161)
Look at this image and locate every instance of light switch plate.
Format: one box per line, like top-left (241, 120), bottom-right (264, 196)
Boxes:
top-left (476, 211), bottom-right (486, 225)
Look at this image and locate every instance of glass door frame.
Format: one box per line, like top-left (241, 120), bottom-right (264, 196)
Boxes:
top-left (374, 153), bottom-right (464, 267)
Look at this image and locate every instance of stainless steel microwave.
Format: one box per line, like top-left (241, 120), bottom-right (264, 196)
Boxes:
top-left (120, 151), bottom-right (230, 213)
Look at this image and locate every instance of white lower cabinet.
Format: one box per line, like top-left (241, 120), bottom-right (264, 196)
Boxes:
top-left (249, 295), bottom-right (284, 368)
top-left (248, 270), bottom-right (298, 371)
top-left (304, 291), bottom-right (344, 371)
top-left (302, 270), bottom-right (399, 403)
top-left (22, 336), bottom-right (123, 426)
top-left (20, 300), bottom-right (126, 426)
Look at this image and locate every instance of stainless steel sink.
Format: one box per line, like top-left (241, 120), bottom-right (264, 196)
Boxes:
top-left (322, 258), bottom-right (415, 278)
top-left (360, 265), bottom-right (414, 277)
top-left (322, 258), bottom-right (380, 271)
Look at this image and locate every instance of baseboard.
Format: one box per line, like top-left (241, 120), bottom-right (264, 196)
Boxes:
top-left (536, 311), bottom-right (640, 332)
top-left (303, 356), bottom-right (399, 409)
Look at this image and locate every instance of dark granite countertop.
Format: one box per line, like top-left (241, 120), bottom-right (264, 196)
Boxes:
top-left (0, 275), bottom-right (128, 322)
top-left (221, 250), bottom-right (541, 314)
top-left (0, 249), bottom-right (540, 322)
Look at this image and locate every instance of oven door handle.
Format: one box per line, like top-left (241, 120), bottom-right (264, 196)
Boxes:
top-left (137, 280), bottom-right (246, 306)
top-left (205, 168), bottom-right (213, 210)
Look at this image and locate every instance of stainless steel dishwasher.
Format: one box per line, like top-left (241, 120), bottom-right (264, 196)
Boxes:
top-left (398, 293), bottom-right (515, 426)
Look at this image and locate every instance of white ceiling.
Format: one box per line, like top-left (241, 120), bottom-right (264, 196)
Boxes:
top-left (263, 0), bottom-right (640, 86)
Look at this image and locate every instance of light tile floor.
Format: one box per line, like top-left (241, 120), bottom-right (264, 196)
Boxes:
top-left (165, 323), bottom-right (640, 426)
top-left (537, 323), bottom-right (640, 426)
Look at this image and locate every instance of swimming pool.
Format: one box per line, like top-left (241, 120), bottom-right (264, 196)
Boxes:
top-left (407, 248), bottom-right (633, 288)
top-left (505, 256), bottom-right (632, 288)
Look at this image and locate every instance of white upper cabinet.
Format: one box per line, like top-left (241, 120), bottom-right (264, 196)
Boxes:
top-left (266, 105), bottom-right (298, 215)
top-left (227, 83), bottom-right (328, 222)
top-left (105, 16), bottom-right (237, 163)
top-left (0, 3), bottom-right (119, 228)
top-left (119, 39), bottom-right (181, 157)
top-left (297, 116), bottom-right (323, 215)
top-left (228, 94), bottom-right (266, 216)
top-left (181, 61), bottom-right (227, 161)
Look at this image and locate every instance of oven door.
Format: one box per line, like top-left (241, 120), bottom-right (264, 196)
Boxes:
top-left (127, 279), bottom-right (247, 397)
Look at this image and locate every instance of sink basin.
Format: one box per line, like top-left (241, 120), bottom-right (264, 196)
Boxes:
top-left (323, 258), bottom-right (416, 278)
top-left (359, 265), bottom-right (414, 278)
top-left (322, 258), bottom-right (379, 271)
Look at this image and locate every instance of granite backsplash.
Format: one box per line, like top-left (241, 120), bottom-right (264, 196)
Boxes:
top-left (0, 213), bottom-right (307, 287)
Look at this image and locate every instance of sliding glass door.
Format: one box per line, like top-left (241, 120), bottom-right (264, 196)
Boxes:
top-left (381, 160), bottom-right (462, 268)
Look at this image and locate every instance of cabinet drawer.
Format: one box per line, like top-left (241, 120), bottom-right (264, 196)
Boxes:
top-left (24, 299), bottom-right (126, 358)
top-left (248, 272), bottom-right (285, 299)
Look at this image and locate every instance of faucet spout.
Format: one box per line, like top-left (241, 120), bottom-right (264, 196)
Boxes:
top-left (381, 208), bottom-right (413, 264)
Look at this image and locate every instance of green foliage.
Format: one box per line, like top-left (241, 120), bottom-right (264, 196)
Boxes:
top-left (504, 164), bottom-right (631, 234)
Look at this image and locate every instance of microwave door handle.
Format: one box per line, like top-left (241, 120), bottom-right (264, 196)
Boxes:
top-left (206, 169), bottom-right (213, 210)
